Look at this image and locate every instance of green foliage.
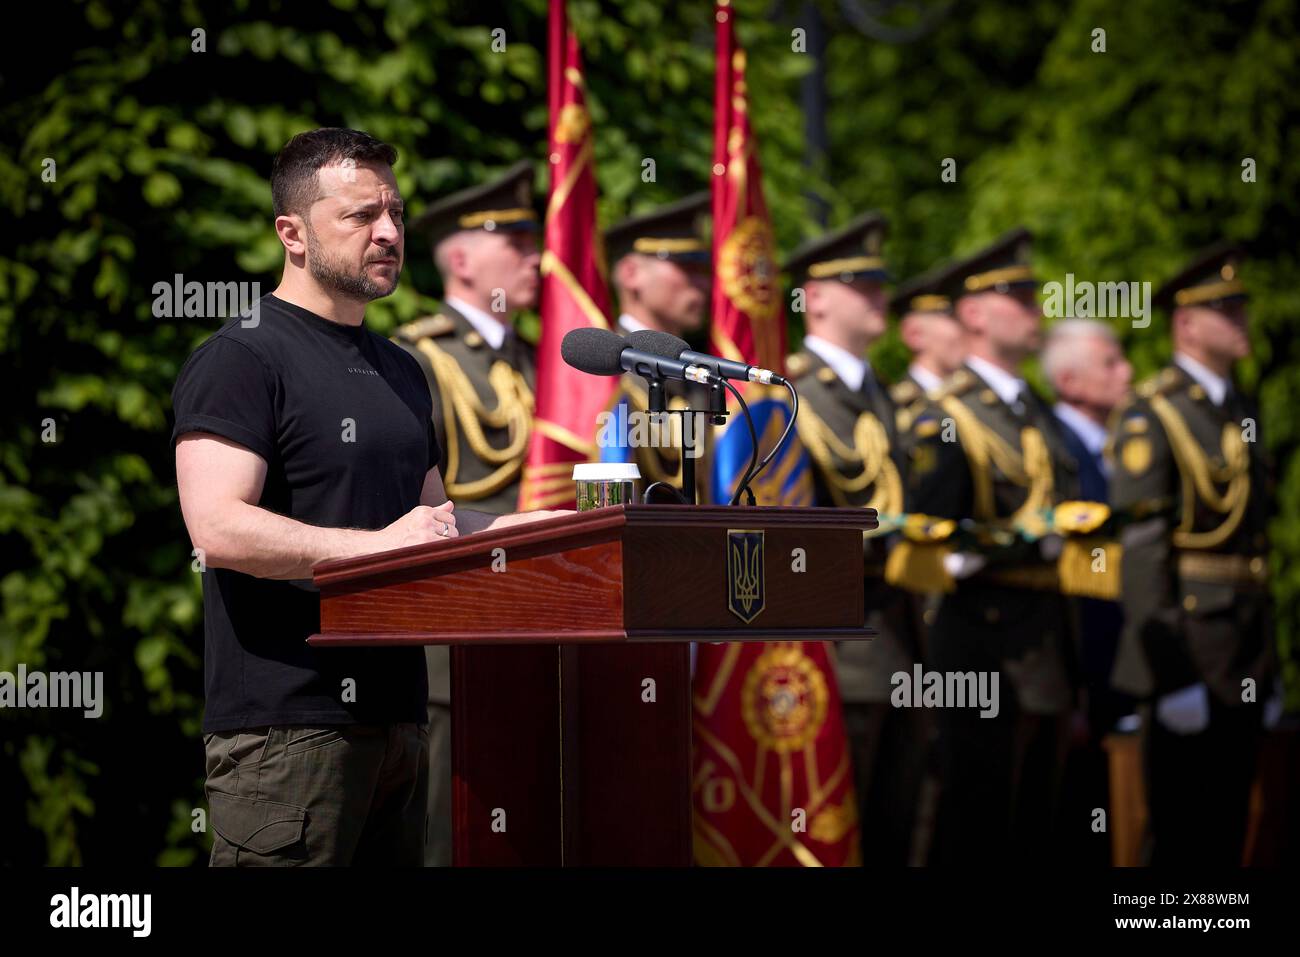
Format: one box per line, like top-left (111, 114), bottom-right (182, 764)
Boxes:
top-left (962, 0), bottom-right (1300, 704)
top-left (2, 0), bottom-right (1296, 864)
top-left (828, 0), bottom-right (1299, 703)
top-left (1, 0), bottom-right (566, 867)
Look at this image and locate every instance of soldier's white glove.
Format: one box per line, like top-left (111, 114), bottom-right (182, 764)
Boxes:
top-left (1264, 676), bottom-right (1284, 729)
top-left (942, 552), bottom-right (987, 580)
top-left (1155, 682), bottom-right (1210, 735)
top-left (1038, 534), bottom-right (1064, 561)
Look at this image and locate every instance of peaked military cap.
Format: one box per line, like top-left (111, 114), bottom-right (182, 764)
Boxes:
top-left (783, 211), bottom-right (889, 283)
top-left (411, 160), bottom-right (538, 246)
top-left (891, 262), bottom-right (956, 317)
top-left (933, 226), bottom-right (1036, 301)
top-left (605, 192), bottom-right (711, 264)
top-left (1154, 241), bottom-right (1249, 311)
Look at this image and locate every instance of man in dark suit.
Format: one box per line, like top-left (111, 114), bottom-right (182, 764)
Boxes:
top-left (1108, 243), bottom-right (1274, 866)
top-left (781, 213), bottom-right (926, 864)
top-left (1041, 318), bottom-right (1133, 863)
top-left (1044, 319), bottom-right (1131, 501)
top-left (902, 228), bottom-right (1081, 865)
top-left (394, 162), bottom-right (541, 865)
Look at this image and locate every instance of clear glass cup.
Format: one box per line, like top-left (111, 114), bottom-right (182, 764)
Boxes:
top-left (573, 462), bottom-right (641, 511)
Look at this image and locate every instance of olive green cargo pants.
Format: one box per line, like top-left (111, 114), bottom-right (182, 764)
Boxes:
top-left (204, 723), bottom-right (429, 866)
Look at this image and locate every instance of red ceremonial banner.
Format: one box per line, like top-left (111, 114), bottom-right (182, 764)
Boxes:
top-left (707, 6), bottom-right (784, 373)
top-left (692, 0), bottom-right (860, 867)
top-left (518, 1), bottom-right (617, 510)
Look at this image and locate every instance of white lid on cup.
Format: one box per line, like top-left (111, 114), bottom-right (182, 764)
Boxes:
top-left (573, 462), bottom-right (641, 481)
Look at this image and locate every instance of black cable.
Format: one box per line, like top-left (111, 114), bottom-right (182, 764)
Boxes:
top-left (739, 379), bottom-right (800, 499)
top-left (722, 378), bottom-right (759, 506)
top-left (641, 480), bottom-right (688, 504)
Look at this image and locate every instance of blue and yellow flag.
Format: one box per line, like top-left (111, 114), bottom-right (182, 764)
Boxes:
top-left (709, 393), bottom-right (813, 507)
top-left (704, 0), bottom-right (811, 509)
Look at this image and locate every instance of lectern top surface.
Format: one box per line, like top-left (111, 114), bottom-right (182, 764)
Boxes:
top-left (313, 503), bottom-right (877, 587)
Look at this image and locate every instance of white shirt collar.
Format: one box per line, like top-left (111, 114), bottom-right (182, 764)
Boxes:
top-left (1053, 402), bottom-right (1109, 457)
top-left (617, 313), bottom-right (651, 335)
top-left (966, 354), bottom-right (1025, 407)
top-left (908, 362), bottom-right (944, 395)
top-left (803, 335), bottom-right (870, 392)
top-left (1174, 352), bottom-right (1228, 406)
top-left (446, 296), bottom-right (510, 351)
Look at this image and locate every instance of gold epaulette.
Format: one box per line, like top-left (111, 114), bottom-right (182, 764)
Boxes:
top-left (394, 313), bottom-right (455, 343)
top-left (785, 352), bottom-right (813, 380)
top-left (1105, 381), bottom-right (1162, 476)
top-left (1108, 369), bottom-right (1170, 444)
top-left (892, 378), bottom-right (925, 434)
top-left (1135, 366), bottom-right (1184, 399)
top-left (889, 379), bottom-right (921, 406)
top-left (934, 366), bottom-right (978, 400)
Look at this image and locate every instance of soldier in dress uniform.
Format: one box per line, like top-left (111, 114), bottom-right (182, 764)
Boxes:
top-left (883, 266), bottom-right (972, 859)
top-left (1107, 242), bottom-right (1274, 866)
top-left (780, 213), bottom-right (926, 864)
top-left (889, 269), bottom-right (969, 625)
top-left (889, 267), bottom-right (968, 436)
top-left (392, 161), bottom-right (540, 865)
top-left (901, 228), bottom-right (1081, 865)
top-left (603, 194), bottom-right (712, 499)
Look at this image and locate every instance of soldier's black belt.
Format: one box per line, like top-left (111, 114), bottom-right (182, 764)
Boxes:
top-left (970, 564), bottom-right (1061, 592)
top-left (1176, 552), bottom-right (1268, 588)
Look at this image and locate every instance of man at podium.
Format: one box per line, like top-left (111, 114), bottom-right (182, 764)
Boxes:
top-left (170, 128), bottom-right (556, 866)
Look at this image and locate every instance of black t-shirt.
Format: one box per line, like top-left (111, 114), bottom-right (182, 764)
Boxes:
top-left (171, 294), bottom-right (439, 733)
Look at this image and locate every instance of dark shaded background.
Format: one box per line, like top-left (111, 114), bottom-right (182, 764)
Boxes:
top-left (1, 0), bottom-right (1296, 864)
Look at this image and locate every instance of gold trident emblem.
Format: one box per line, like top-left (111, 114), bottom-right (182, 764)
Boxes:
top-left (727, 530), bottom-right (765, 624)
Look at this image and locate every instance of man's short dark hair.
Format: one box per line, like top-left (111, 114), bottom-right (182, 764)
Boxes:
top-left (271, 128), bottom-right (398, 218)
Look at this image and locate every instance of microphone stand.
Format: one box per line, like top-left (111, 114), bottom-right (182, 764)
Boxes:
top-left (680, 425), bottom-right (697, 505)
top-left (675, 381), bottom-right (730, 505)
top-left (638, 377), bottom-right (730, 506)
top-left (639, 374), bottom-right (683, 504)
top-left (644, 375), bottom-right (666, 414)
top-left (618, 343), bottom-right (765, 506)
top-left (708, 379), bottom-right (728, 424)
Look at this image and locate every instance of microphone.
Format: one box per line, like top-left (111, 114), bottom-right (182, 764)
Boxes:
top-left (626, 330), bottom-right (803, 507)
top-left (625, 330), bottom-right (788, 386)
top-left (560, 327), bottom-right (716, 384)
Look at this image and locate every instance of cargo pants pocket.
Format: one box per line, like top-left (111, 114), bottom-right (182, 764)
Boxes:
top-left (208, 789), bottom-right (307, 867)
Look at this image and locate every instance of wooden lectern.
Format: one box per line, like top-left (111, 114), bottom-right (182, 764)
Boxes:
top-left (311, 504), bottom-right (876, 866)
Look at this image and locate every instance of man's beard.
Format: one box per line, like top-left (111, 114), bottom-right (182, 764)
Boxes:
top-left (306, 224), bottom-right (401, 302)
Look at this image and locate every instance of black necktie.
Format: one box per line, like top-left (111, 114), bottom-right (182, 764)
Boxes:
top-left (499, 331), bottom-right (520, 367)
top-left (1009, 385), bottom-right (1029, 420)
top-left (1222, 385), bottom-right (1246, 426)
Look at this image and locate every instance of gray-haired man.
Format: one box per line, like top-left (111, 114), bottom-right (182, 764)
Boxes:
top-left (1042, 318), bottom-right (1132, 863)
